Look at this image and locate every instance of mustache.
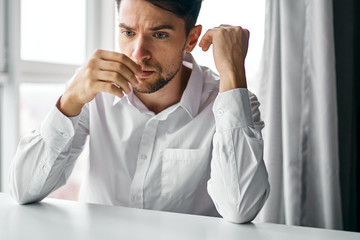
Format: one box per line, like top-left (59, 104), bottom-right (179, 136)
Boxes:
top-left (135, 61), bottom-right (161, 71)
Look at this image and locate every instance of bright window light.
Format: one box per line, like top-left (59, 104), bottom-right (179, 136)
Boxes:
top-left (21, 0), bottom-right (86, 65)
top-left (19, 83), bottom-right (64, 137)
top-left (19, 83), bottom-right (87, 201)
top-left (192, 0), bottom-right (266, 92)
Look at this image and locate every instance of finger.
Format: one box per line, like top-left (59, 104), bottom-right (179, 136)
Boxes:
top-left (198, 29), bottom-right (214, 51)
top-left (96, 81), bottom-right (125, 99)
top-left (244, 28), bottom-right (250, 40)
top-left (96, 70), bottom-right (132, 94)
top-left (218, 24), bottom-right (233, 28)
top-left (97, 59), bottom-right (139, 86)
top-left (236, 26), bottom-right (250, 41)
top-left (93, 49), bottom-right (141, 75)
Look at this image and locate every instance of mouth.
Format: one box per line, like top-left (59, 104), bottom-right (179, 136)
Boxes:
top-left (137, 70), bottom-right (155, 78)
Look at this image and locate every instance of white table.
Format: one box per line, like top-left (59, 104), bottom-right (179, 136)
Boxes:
top-left (0, 193), bottom-right (359, 240)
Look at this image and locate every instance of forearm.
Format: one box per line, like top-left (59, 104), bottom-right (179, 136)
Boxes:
top-left (208, 128), bottom-right (269, 223)
top-left (207, 89), bottom-right (270, 223)
top-left (9, 105), bottom-right (87, 204)
top-left (219, 64), bottom-right (247, 92)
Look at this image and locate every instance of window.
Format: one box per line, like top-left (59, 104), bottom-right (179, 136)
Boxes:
top-left (18, 0), bottom-right (87, 138)
top-left (18, 0), bottom-right (87, 146)
top-left (0, 0), bottom-right (5, 73)
top-left (19, 84), bottom-right (64, 137)
top-left (0, 0), bottom-right (6, 190)
top-left (2, 0), bottom-right (115, 196)
top-left (0, 86), bottom-right (3, 188)
top-left (18, 83), bottom-right (88, 201)
top-left (192, 0), bottom-right (266, 93)
top-left (20, 0), bottom-right (86, 65)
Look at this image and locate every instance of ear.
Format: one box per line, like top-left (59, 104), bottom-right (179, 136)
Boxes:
top-left (185, 25), bottom-right (202, 53)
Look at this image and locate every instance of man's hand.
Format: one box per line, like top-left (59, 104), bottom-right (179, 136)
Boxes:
top-left (58, 50), bottom-right (140, 117)
top-left (199, 25), bottom-right (249, 92)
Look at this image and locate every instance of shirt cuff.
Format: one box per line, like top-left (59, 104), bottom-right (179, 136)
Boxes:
top-left (40, 106), bottom-right (80, 153)
top-left (212, 88), bottom-right (253, 131)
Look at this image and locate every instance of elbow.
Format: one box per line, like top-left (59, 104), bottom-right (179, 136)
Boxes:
top-left (13, 196), bottom-right (32, 205)
top-left (225, 191), bottom-right (269, 224)
top-left (9, 169), bottom-right (27, 204)
top-left (210, 182), bottom-right (270, 224)
top-left (10, 189), bottom-right (42, 205)
top-left (9, 182), bottom-right (31, 205)
top-left (9, 186), bottom-right (27, 205)
top-left (213, 202), bottom-right (256, 224)
top-left (210, 202), bottom-right (252, 223)
top-left (226, 189), bottom-right (269, 224)
top-left (223, 213), bottom-right (254, 224)
top-left (232, 184), bottom-right (270, 224)
top-left (9, 174), bottom-right (42, 205)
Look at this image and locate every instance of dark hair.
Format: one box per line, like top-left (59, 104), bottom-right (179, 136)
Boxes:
top-left (115, 0), bottom-right (203, 35)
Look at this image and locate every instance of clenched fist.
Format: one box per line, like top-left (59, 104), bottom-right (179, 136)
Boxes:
top-left (199, 25), bottom-right (250, 91)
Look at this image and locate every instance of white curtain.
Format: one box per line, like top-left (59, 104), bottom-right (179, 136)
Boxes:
top-left (254, 0), bottom-right (342, 229)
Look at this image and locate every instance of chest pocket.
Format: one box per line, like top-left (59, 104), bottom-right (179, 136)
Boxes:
top-left (161, 148), bottom-right (211, 200)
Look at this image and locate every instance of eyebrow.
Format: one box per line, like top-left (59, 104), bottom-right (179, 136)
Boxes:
top-left (119, 23), bottom-right (134, 30)
top-left (149, 24), bottom-right (174, 31)
top-left (119, 23), bottom-right (174, 31)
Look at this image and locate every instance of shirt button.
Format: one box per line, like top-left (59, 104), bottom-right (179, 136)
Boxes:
top-left (217, 109), bottom-right (224, 117)
top-left (140, 154), bottom-right (147, 160)
top-left (59, 131), bottom-right (68, 138)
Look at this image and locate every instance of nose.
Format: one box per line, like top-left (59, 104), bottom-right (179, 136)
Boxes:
top-left (132, 37), bottom-right (151, 62)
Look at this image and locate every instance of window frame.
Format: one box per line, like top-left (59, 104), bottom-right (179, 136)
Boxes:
top-left (0, 86), bottom-right (2, 190)
top-left (0, 0), bottom-right (7, 192)
top-left (0, 0), bottom-right (5, 74)
top-left (0, 0), bottom-right (116, 192)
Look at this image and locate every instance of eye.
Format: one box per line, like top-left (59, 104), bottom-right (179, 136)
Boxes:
top-left (154, 32), bottom-right (168, 39)
top-left (122, 31), bottom-right (135, 37)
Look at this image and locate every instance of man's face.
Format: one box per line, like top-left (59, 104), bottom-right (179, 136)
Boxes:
top-left (118, 0), bottom-right (188, 94)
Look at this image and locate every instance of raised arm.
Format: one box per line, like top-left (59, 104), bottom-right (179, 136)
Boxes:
top-left (208, 89), bottom-right (269, 223)
top-left (200, 25), bottom-right (269, 223)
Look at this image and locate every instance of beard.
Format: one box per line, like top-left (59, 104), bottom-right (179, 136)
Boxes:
top-left (133, 48), bottom-right (185, 94)
top-left (133, 62), bottom-right (181, 94)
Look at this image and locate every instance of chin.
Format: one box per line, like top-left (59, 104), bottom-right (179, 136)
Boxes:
top-left (132, 82), bottom-right (154, 94)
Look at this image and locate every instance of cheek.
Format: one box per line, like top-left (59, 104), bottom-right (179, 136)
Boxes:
top-left (159, 48), bottom-right (184, 72)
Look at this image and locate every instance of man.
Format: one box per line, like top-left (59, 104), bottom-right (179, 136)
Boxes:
top-left (9, 0), bottom-right (270, 223)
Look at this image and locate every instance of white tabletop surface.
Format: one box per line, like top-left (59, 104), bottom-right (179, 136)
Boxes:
top-left (0, 192), bottom-right (359, 240)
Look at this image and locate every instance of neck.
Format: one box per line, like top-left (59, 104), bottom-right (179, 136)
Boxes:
top-left (134, 65), bottom-right (191, 114)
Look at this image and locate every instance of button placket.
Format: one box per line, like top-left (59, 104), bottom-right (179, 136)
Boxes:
top-left (129, 119), bottom-right (159, 208)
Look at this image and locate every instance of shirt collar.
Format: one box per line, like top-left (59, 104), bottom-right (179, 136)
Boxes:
top-left (178, 52), bottom-right (203, 118)
top-left (113, 52), bottom-right (203, 118)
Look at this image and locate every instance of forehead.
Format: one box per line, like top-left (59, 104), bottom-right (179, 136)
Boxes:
top-left (118, 0), bottom-right (185, 31)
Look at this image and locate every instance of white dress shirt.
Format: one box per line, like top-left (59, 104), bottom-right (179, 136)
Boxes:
top-left (9, 53), bottom-right (270, 223)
